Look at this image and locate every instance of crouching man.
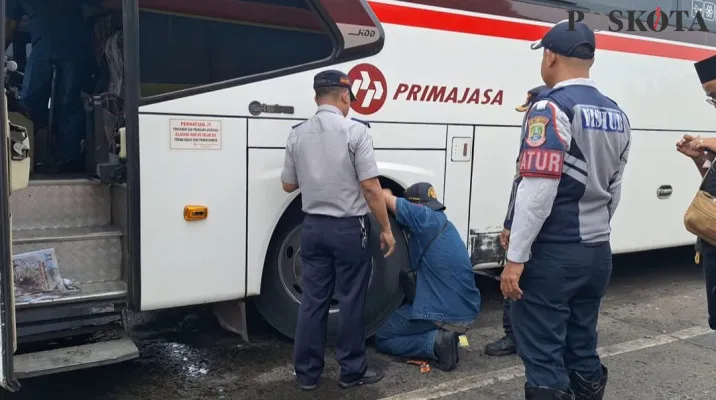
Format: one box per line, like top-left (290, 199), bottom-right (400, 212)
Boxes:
top-left (375, 182), bottom-right (481, 371)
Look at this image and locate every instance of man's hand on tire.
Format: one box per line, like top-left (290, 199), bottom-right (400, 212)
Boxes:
top-left (380, 230), bottom-right (396, 257)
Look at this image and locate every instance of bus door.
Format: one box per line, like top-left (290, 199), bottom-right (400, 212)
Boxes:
top-left (122, 0), bottom-right (384, 311)
top-left (0, 0), bottom-right (31, 391)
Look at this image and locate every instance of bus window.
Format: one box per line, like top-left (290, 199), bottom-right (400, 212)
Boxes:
top-left (136, 0), bottom-right (334, 98)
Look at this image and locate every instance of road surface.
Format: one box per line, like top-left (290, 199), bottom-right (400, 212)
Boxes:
top-left (5, 246), bottom-right (715, 400)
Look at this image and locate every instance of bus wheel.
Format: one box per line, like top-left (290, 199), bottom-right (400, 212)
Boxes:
top-left (254, 209), bottom-right (407, 342)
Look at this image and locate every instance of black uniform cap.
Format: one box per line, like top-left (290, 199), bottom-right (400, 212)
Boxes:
top-left (530, 21), bottom-right (596, 59)
top-left (313, 69), bottom-right (357, 101)
top-left (695, 54), bottom-right (716, 84)
top-left (516, 85), bottom-right (549, 112)
top-left (404, 182), bottom-right (445, 211)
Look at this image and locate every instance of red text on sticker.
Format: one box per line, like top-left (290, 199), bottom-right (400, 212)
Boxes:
top-left (519, 149), bottom-right (563, 178)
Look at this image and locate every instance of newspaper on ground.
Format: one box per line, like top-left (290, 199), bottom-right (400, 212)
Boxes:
top-left (12, 248), bottom-right (78, 303)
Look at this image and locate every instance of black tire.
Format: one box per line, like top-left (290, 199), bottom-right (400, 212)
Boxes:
top-left (254, 205), bottom-right (407, 342)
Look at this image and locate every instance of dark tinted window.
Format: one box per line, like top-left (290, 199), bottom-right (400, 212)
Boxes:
top-left (137, 0), bottom-right (334, 98)
top-left (581, 0), bottom-right (679, 12)
top-left (396, 0), bottom-right (713, 46)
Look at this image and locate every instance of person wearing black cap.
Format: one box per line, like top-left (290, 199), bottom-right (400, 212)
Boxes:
top-left (374, 183), bottom-right (481, 372)
top-left (485, 84), bottom-right (548, 358)
top-left (500, 21), bottom-right (631, 400)
top-left (281, 69), bottom-right (396, 391)
top-left (676, 54), bottom-right (716, 333)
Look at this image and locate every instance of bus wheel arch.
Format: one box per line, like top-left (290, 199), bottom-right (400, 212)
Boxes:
top-left (253, 177), bottom-right (408, 341)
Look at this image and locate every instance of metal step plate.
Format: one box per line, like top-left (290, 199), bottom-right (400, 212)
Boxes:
top-left (12, 226), bottom-right (122, 284)
top-left (14, 333), bottom-right (139, 379)
top-left (16, 280), bottom-right (127, 309)
top-left (16, 280), bottom-right (127, 340)
top-left (10, 179), bottom-right (111, 230)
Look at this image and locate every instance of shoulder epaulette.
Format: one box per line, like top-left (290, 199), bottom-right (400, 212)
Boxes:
top-left (350, 117), bottom-right (371, 128)
top-left (537, 86), bottom-right (572, 117)
top-left (291, 120), bottom-right (306, 129)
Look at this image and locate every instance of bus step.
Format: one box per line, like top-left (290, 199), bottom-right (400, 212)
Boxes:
top-left (12, 226), bottom-right (123, 285)
top-left (10, 178), bottom-right (111, 230)
top-left (14, 333), bottom-right (139, 379)
top-left (16, 280), bottom-right (127, 310)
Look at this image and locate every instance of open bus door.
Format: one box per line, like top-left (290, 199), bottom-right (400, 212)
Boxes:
top-left (0, 0), bottom-right (31, 391)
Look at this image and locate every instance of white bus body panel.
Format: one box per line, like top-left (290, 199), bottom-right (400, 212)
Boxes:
top-left (137, 113), bottom-right (247, 310)
top-left (137, 1), bottom-right (708, 307)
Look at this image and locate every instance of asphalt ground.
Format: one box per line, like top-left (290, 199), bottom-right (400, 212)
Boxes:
top-left (4, 245), bottom-right (715, 400)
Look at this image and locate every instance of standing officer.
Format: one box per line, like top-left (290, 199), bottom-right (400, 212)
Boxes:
top-left (500, 21), bottom-right (631, 400)
top-left (485, 84), bottom-right (548, 358)
top-left (281, 70), bottom-right (396, 391)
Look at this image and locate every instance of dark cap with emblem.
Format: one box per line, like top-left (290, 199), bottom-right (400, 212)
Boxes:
top-left (404, 182), bottom-right (445, 211)
top-left (313, 69), bottom-right (357, 101)
top-left (695, 55), bottom-right (716, 84)
top-left (516, 85), bottom-right (549, 112)
top-left (530, 20), bottom-right (595, 60)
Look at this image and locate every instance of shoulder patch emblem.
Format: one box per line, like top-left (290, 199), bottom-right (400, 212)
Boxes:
top-left (351, 117), bottom-right (371, 127)
top-left (526, 116), bottom-right (549, 147)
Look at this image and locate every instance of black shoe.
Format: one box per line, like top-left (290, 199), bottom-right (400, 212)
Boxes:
top-left (338, 366), bottom-right (384, 389)
top-left (433, 329), bottom-right (459, 371)
top-left (33, 161), bottom-right (59, 175)
top-left (34, 158), bottom-right (84, 175)
top-left (569, 364), bottom-right (608, 400)
top-left (55, 158), bottom-right (84, 174)
top-left (525, 385), bottom-right (575, 400)
top-left (297, 382), bottom-right (318, 391)
top-left (485, 334), bottom-right (516, 356)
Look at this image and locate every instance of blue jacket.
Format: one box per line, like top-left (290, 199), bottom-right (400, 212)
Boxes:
top-left (395, 198), bottom-right (481, 324)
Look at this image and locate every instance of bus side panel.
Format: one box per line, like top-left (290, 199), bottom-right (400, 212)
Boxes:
top-left (443, 125), bottom-right (474, 245)
top-left (138, 113), bottom-right (248, 310)
top-left (245, 118), bottom-right (447, 296)
top-left (609, 130), bottom-right (698, 253)
top-left (469, 126), bottom-right (520, 237)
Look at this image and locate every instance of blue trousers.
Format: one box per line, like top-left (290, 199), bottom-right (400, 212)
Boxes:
top-left (511, 242), bottom-right (612, 392)
top-left (293, 214), bottom-right (372, 385)
top-left (21, 55), bottom-right (88, 161)
top-left (375, 305), bottom-right (439, 360)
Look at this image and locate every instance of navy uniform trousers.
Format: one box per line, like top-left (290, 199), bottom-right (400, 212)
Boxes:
top-left (502, 299), bottom-right (513, 338)
top-left (511, 242), bottom-right (612, 392)
top-left (696, 239), bottom-right (716, 330)
top-left (293, 214), bottom-right (372, 385)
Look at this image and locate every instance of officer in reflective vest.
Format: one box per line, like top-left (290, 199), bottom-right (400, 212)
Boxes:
top-left (500, 21), bottom-right (631, 400)
top-left (281, 70), bottom-right (396, 391)
top-left (485, 84), bottom-right (548, 358)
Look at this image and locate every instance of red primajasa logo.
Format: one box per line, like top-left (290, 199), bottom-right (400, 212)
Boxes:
top-left (348, 63), bottom-right (388, 115)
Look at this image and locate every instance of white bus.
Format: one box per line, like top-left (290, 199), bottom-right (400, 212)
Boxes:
top-left (0, 0), bottom-right (708, 391)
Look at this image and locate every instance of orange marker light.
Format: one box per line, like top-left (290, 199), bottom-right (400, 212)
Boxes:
top-left (184, 205), bottom-right (208, 221)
